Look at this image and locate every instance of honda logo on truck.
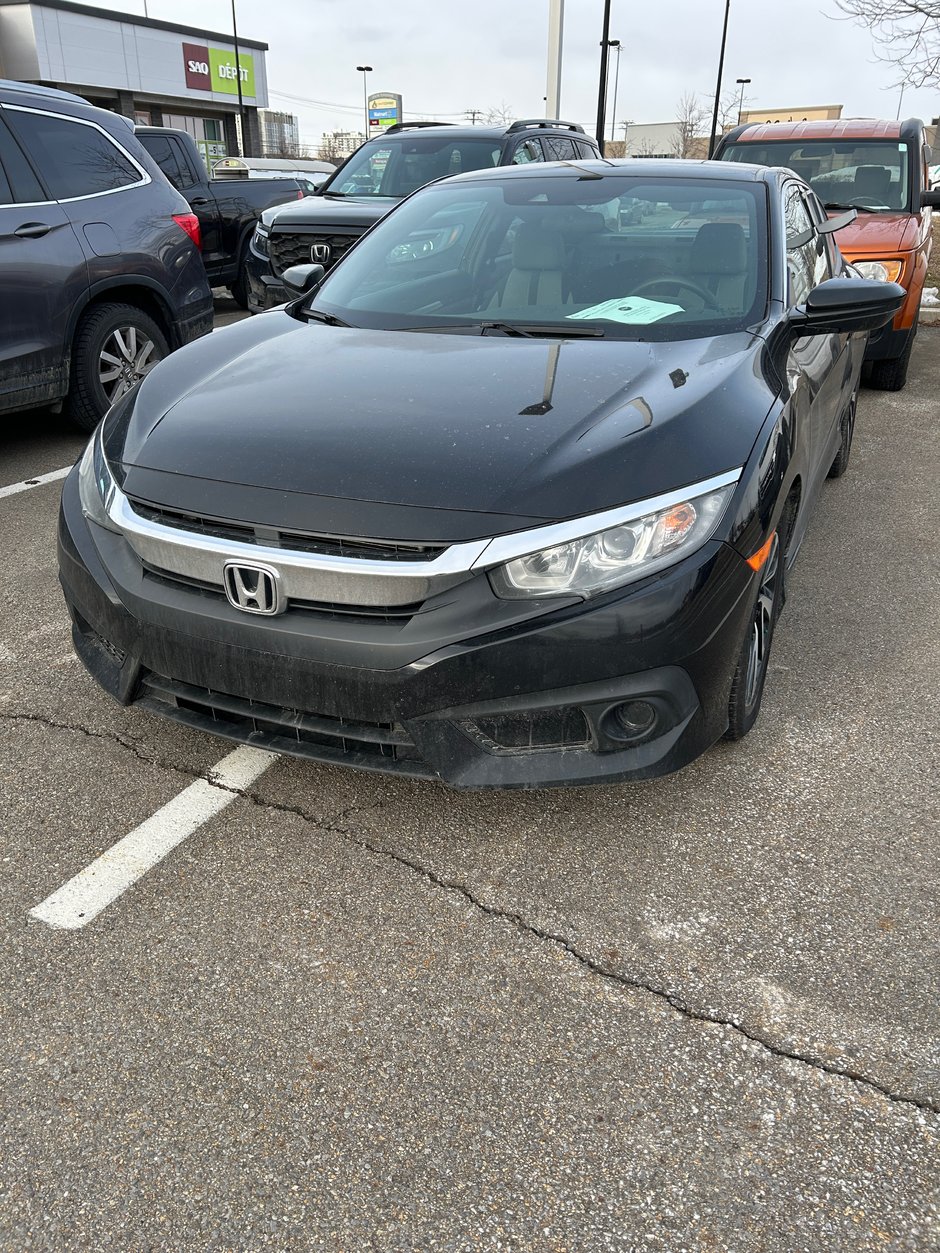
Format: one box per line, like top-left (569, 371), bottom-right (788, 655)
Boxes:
top-left (222, 562), bottom-right (282, 615)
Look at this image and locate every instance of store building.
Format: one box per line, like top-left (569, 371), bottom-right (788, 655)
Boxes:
top-left (739, 105), bottom-right (844, 125)
top-left (0, 0), bottom-right (269, 159)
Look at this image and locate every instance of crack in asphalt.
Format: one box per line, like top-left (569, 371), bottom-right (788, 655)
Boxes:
top-left (5, 710), bottom-right (938, 1117)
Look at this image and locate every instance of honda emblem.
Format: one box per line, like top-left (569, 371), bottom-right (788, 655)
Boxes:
top-left (310, 242), bottom-right (332, 264)
top-left (222, 561), bottom-right (282, 615)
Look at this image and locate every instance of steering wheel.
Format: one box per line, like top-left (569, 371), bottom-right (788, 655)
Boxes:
top-left (847, 197), bottom-right (891, 210)
top-left (630, 276), bottom-right (720, 311)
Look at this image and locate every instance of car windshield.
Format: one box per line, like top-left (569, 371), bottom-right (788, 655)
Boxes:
top-left (722, 139), bottom-right (911, 212)
top-left (308, 173), bottom-right (769, 341)
top-left (322, 135), bottom-right (503, 199)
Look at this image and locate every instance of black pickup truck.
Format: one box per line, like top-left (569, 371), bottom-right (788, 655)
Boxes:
top-left (136, 126), bottom-right (304, 307)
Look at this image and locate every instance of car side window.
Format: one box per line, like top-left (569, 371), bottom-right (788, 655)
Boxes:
top-left (804, 186), bottom-right (840, 277)
top-left (575, 140), bottom-right (598, 159)
top-left (140, 134), bottom-right (186, 190)
top-left (5, 109), bottom-right (143, 200)
top-left (510, 140), bottom-right (542, 165)
top-left (0, 116), bottom-right (46, 203)
top-left (784, 184), bottom-right (819, 306)
top-left (542, 136), bottom-right (578, 162)
top-left (0, 156), bottom-right (11, 206)
top-left (169, 137), bottom-right (199, 189)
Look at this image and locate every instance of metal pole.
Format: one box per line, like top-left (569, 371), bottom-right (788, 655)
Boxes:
top-left (356, 66), bottom-right (372, 140)
top-left (610, 43), bottom-right (622, 143)
top-left (546, 0), bottom-right (565, 119)
top-left (231, 0), bottom-right (246, 156)
top-left (707, 0), bottom-right (731, 159)
top-left (735, 77), bottom-right (750, 125)
top-left (595, 0), bottom-right (612, 155)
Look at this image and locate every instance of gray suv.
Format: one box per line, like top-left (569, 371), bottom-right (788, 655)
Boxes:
top-left (0, 79), bottom-right (213, 431)
top-left (247, 119), bottom-right (601, 311)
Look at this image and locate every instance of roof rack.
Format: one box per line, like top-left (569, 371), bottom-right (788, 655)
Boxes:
top-left (507, 118), bottom-right (586, 134)
top-left (381, 121), bottom-right (455, 135)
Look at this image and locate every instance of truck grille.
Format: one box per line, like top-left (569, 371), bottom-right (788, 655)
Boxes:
top-left (270, 231), bottom-right (360, 276)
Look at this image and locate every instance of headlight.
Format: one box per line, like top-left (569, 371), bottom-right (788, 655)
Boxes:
top-left (252, 225), bottom-right (270, 257)
top-left (852, 259), bottom-right (903, 283)
top-left (77, 426), bottom-right (120, 533)
top-left (489, 482), bottom-right (736, 600)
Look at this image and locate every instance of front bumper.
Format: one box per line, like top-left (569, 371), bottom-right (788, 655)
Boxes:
top-left (245, 249), bottom-right (288, 314)
top-left (58, 469), bottom-right (757, 789)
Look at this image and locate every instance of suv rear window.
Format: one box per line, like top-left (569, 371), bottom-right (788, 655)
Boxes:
top-left (327, 136), bottom-right (502, 199)
top-left (721, 138), bottom-right (911, 212)
top-left (5, 109), bottom-right (143, 200)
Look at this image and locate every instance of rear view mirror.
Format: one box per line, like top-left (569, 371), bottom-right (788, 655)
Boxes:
top-left (921, 189), bottom-right (940, 208)
top-left (790, 277), bottom-right (906, 337)
top-left (282, 263), bottom-right (325, 296)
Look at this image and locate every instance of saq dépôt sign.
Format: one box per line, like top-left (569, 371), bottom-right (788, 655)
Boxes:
top-left (183, 42), bottom-right (256, 97)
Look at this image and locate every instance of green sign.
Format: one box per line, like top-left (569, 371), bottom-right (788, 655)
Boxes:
top-left (209, 48), bottom-right (255, 97)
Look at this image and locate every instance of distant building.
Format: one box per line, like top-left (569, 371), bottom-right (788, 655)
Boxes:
top-left (738, 105), bottom-right (844, 126)
top-left (622, 121), bottom-right (706, 159)
top-left (259, 110), bottom-right (300, 155)
top-left (318, 130), bottom-right (366, 161)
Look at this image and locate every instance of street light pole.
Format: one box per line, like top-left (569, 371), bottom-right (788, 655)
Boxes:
top-left (546, 0), bottom-right (565, 119)
top-left (356, 65), bottom-right (372, 141)
top-left (594, 0), bottom-right (613, 155)
top-left (707, 0), bottom-right (731, 158)
top-left (609, 41), bottom-right (622, 143)
top-left (735, 76), bottom-right (751, 125)
top-left (231, 0), bottom-right (247, 156)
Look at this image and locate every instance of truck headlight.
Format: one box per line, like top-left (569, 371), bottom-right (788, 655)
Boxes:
top-left (251, 225), bottom-right (270, 258)
top-left (852, 259), bottom-right (903, 283)
top-left (489, 481), bottom-right (736, 600)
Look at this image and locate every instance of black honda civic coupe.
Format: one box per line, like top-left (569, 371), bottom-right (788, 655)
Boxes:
top-left (58, 159), bottom-right (903, 788)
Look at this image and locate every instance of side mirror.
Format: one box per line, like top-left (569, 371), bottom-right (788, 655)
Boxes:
top-left (921, 189), bottom-right (940, 208)
top-left (282, 263), bottom-right (325, 296)
top-left (789, 277), bottom-right (906, 337)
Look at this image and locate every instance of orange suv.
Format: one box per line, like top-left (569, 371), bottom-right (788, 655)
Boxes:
top-left (714, 118), bottom-right (938, 389)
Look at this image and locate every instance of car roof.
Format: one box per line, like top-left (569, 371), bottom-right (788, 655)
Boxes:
top-left (446, 157), bottom-right (774, 185)
top-left (0, 77), bottom-right (88, 105)
top-left (363, 120), bottom-right (594, 144)
top-left (724, 117), bottom-right (922, 144)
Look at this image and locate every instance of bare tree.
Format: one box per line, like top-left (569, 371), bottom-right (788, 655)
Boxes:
top-left (837, 0), bottom-right (940, 88)
top-left (484, 102), bottom-right (515, 126)
top-left (316, 134), bottom-right (350, 163)
top-left (673, 92), bottom-right (708, 157)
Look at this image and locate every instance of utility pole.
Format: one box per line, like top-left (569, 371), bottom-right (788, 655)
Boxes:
top-left (594, 0), bottom-right (612, 155)
top-left (231, 0), bottom-right (247, 156)
top-left (465, 108), bottom-right (483, 125)
top-left (546, 0), bottom-right (564, 118)
top-left (707, 0), bottom-right (731, 158)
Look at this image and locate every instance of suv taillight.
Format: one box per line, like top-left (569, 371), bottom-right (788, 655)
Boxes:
top-left (172, 213), bottom-right (201, 249)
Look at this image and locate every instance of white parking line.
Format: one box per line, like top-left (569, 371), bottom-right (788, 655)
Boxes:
top-left (0, 465), bottom-right (73, 500)
top-left (30, 745), bottom-right (278, 930)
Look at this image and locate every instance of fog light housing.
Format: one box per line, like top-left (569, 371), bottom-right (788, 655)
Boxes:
top-left (605, 700), bottom-right (658, 743)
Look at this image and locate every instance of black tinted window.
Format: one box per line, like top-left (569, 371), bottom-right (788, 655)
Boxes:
top-left (6, 110), bottom-right (141, 199)
top-left (0, 118), bottom-right (45, 202)
top-left (576, 140), bottom-right (598, 159)
top-left (0, 158), bottom-right (11, 206)
top-left (542, 136), bottom-right (578, 161)
top-left (139, 134), bottom-right (185, 189)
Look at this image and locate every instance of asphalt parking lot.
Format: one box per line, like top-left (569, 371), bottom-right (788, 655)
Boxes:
top-left (1, 302), bottom-right (938, 1250)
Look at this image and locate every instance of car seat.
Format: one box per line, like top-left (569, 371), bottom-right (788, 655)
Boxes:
top-left (690, 222), bottom-right (749, 312)
top-left (853, 165), bottom-right (892, 204)
top-left (491, 223), bottom-right (567, 308)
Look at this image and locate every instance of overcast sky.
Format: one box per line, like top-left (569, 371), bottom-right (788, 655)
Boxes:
top-left (86, 0), bottom-right (936, 146)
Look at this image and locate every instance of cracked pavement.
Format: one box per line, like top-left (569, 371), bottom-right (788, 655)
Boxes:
top-left (0, 323), bottom-right (937, 1249)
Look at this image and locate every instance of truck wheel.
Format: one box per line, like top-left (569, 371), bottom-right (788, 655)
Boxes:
top-left (69, 303), bottom-right (168, 432)
top-left (228, 243), bottom-right (251, 310)
top-left (866, 324), bottom-right (916, 392)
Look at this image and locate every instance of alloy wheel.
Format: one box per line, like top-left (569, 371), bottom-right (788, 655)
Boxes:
top-left (98, 326), bottom-right (162, 402)
top-left (744, 533), bottom-right (780, 710)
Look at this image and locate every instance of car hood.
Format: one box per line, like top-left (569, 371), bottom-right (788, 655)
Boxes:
top-left (828, 210), bottom-right (921, 255)
top-left (120, 312), bottom-right (771, 540)
top-left (261, 194), bottom-right (396, 231)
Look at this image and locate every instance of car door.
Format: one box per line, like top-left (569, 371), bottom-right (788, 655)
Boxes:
top-left (0, 109), bottom-right (87, 411)
top-left (783, 182), bottom-right (852, 506)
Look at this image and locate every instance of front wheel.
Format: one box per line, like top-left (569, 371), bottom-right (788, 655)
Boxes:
top-left (228, 241), bottom-right (251, 310)
top-left (827, 384), bottom-right (858, 479)
top-left (866, 324), bottom-right (916, 392)
top-left (69, 303), bottom-right (168, 432)
top-left (725, 521), bottom-right (788, 742)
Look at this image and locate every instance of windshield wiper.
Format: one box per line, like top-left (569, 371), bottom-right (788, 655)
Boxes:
top-left (824, 200), bottom-right (877, 212)
top-left (306, 308), bottom-right (354, 327)
top-left (395, 321), bottom-right (605, 338)
top-left (480, 321), bottom-right (534, 337)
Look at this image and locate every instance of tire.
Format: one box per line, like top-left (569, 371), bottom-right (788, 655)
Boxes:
top-left (866, 324), bottom-right (916, 392)
top-left (69, 303), bottom-right (169, 433)
top-left (827, 383), bottom-right (857, 479)
top-left (228, 242), bottom-right (251, 310)
top-left (724, 497), bottom-right (796, 742)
